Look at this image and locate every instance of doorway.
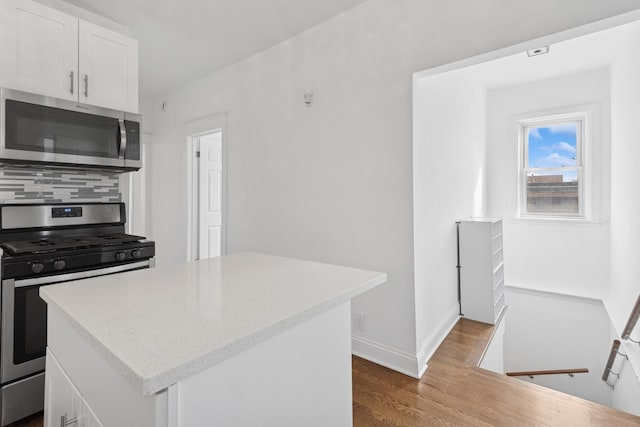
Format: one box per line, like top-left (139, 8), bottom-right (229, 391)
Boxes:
top-left (185, 114), bottom-right (227, 261)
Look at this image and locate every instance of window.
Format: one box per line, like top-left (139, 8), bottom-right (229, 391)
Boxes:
top-left (519, 112), bottom-right (588, 218)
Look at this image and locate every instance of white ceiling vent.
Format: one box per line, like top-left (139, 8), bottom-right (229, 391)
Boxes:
top-left (527, 46), bottom-right (550, 57)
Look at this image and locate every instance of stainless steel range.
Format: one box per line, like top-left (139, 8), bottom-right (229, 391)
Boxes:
top-left (0, 202), bottom-right (155, 425)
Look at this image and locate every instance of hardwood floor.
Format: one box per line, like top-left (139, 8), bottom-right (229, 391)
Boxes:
top-left (9, 412), bottom-right (42, 427)
top-left (353, 318), bottom-right (640, 426)
top-left (10, 320), bottom-right (640, 426)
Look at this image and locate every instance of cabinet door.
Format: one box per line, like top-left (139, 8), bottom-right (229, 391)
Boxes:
top-left (0, 0), bottom-right (78, 100)
top-left (79, 20), bottom-right (138, 113)
top-left (44, 350), bottom-right (83, 427)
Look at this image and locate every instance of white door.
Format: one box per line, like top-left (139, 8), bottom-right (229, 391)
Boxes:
top-left (198, 133), bottom-right (223, 259)
top-left (78, 20), bottom-right (138, 113)
top-left (0, 0), bottom-right (78, 100)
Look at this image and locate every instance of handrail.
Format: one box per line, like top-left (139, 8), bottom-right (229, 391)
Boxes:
top-left (506, 368), bottom-right (588, 378)
top-left (622, 294), bottom-right (640, 343)
top-left (602, 340), bottom-right (627, 388)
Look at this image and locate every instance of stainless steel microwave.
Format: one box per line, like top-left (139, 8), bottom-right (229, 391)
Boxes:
top-left (0, 88), bottom-right (141, 170)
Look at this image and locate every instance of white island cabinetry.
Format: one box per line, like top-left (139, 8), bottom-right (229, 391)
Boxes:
top-left (44, 350), bottom-right (103, 427)
top-left (41, 253), bottom-right (386, 427)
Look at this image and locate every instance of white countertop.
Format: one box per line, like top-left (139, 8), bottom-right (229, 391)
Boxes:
top-left (40, 252), bottom-right (386, 395)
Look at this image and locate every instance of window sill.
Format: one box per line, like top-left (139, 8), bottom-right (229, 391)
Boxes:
top-left (504, 216), bottom-right (605, 226)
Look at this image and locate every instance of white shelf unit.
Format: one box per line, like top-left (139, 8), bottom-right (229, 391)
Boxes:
top-left (459, 218), bottom-right (506, 325)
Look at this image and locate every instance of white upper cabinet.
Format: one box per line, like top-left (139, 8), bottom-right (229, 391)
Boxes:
top-left (0, 0), bottom-right (139, 113)
top-left (0, 0), bottom-right (78, 101)
top-left (79, 20), bottom-right (138, 113)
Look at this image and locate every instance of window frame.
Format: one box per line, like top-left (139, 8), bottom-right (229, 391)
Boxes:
top-left (518, 111), bottom-right (590, 219)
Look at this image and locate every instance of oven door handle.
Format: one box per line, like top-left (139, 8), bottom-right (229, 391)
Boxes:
top-left (11, 260), bottom-right (152, 288)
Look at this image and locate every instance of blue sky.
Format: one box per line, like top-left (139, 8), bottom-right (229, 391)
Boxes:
top-left (527, 123), bottom-right (578, 182)
top-left (527, 124), bottom-right (577, 168)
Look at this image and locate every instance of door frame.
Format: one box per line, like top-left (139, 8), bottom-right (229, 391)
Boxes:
top-left (184, 113), bottom-right (228, 261)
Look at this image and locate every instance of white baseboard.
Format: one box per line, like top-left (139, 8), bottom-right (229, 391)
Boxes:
top-left (417, 304), bottom-right (460, 372)
top-left (352, 305), bottom-right (461, 379)
top-left (352, 336), bottom-right (422, 379)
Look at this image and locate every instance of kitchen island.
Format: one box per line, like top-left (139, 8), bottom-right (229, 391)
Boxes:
top-left (39, 252), bottom-right (386, 427)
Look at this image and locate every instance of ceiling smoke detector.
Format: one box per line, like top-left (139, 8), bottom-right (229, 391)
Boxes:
top-left (527, 46), bottom-right (550, 57)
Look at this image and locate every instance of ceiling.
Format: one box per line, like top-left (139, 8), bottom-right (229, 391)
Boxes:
top-left (419, 18), bottom-right (635, 92)
top-left (62, 0), bottom-right (368, 97)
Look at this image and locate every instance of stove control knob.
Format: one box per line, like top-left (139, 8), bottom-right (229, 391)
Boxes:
top-left (30, 263), bottom-right (44, 274)
top-left (131, 249), bottom-right (141, 259)
top-left (115, 252), bottom-right (126, 262)
top-left (53, 260), bottom-right (66, 271)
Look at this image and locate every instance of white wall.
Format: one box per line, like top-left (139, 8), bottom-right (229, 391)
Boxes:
top-left (147, 0), bottom-right (640, 375)
top-left (487, 69), bottom-right (612, 299)
top-left (607, 21), bottom-right (640, 384)
top-left (413, 70), bottom-right (486, 370)
top-left (504, 287), bottom-right (640, 416)
top-left (148, 0), bottom-right (418, 360)
top-left (121, 97), bottom-right (154, 236)
top-left (504, 288), bottom-right (613, 406)
top-left (479, 312), bottom-right (506, 374)
top-left (132, 97), bottom-right (155, 237)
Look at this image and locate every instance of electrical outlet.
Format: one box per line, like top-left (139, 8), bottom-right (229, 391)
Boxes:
top-left (353, 312), bottom-right (366, 333)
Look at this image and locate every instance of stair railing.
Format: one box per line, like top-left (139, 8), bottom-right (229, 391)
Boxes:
top-left (622, 294), bottom-right (640, 344)
top-left (602, 340), bottom-right (628, 389)
top-left (506, 368), bottom-right (588, 379)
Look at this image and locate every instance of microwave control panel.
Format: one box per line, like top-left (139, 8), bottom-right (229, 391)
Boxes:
top-left (125, 120), bottom-right (140, 160)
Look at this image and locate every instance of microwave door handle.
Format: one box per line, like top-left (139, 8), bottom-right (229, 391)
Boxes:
top-left (118, 119), bottom-right (127, 159)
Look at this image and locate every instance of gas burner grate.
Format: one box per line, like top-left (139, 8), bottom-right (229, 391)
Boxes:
top-left (30, 240), bottom-right (56, 246)
top-left (1, 233), bottom-right (147, 255)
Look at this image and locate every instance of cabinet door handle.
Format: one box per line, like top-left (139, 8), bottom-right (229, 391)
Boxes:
top-left (60, 414), bottom-right (78, 427)
top-left (69, 71), bottom-right (74, 94)
top-left (84, 74), bottom-right (89, 97)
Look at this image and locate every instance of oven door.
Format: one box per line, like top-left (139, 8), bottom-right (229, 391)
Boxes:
top-left (0, 88), bottom-right (128, 168)
top-left (0, 259), bottom-right (152, 383)
top-left (0, 279), bottom-right (46, 383)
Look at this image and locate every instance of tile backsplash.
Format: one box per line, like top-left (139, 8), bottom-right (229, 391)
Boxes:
top-left (0, 164), bottom-right (121, 204)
